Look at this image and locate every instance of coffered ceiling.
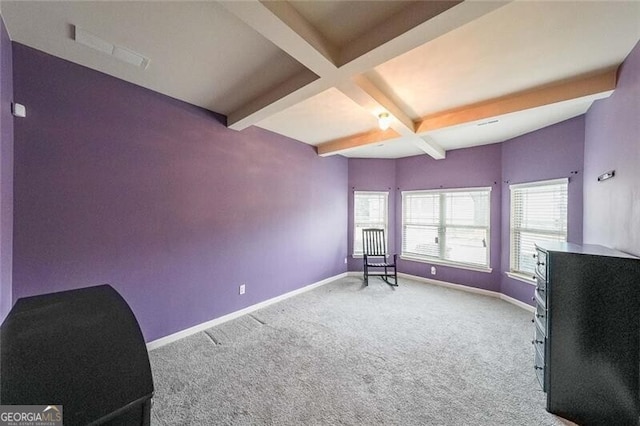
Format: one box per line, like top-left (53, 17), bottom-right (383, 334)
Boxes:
top-left (2, 1), bottom-right (639, 159)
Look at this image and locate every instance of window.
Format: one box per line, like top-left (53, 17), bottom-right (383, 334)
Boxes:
top-left (353, 191), bottom-right (388, 256)
top-left (510, 178), bottom-right (568, 278)
top-left (402, 188), bottom-right (491, 270)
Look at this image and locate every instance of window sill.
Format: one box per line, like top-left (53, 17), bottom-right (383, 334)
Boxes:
top-left (505, 272), bottom-right (536, 285)
top-left (400, 255), bottom-right (492, 273)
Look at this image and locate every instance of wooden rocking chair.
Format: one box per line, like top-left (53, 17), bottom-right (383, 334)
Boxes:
top-left (362, 228), bottom-right (398, 287)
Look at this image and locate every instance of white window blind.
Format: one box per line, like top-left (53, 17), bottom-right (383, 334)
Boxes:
top-left (354, 191), bottom-right (388, 255)
top-left (510, 179), bottom-right (568, 277)
top-left (402, 188), bottom-right (491, 269)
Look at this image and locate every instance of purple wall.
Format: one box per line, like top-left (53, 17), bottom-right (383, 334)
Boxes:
top-left (11, 44), bottom-right (347, 342)
top-left (395, 145), bottom-right (503, 292)
top-left (500, 116), bottom-right (585, 304)
top-left (584, 41), bottom-right (640, 256)
top-left (347, 158), bottom-right (396, 270)
top-left (0, 17), bottom-right (13, 322)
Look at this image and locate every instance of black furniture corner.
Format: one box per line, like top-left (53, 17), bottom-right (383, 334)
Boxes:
top-left (533, 242), bottom-right (640, 426)
top-left (362, 228), bottom-right (398, 287)
top-left (1, 285), bottom-right (154, 425)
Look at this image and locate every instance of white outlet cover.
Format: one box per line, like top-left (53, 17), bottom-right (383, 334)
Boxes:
top-left (12, 103), bottom-right (26, 117)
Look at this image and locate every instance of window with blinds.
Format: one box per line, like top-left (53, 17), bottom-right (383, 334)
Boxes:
top-left (354, 191), bottom-right (388, 256)
top-left (510, 178), bottom-right (568, 277)
top-left (402, 188), bottom-right (491, 269)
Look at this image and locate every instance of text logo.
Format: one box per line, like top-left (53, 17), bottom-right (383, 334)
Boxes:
top-left (0, 405), bottom-right (63, 426)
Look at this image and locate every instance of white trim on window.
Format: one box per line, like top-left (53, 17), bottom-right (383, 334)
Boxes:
top-left (401, 187), bottom-right (491, 270)
top-left (505, 271), bottom-right (536, 285)
top-left (401, 255), bottom-right (493, 273)
top-left (509, 178), bottom-right (568, 277)
top-left (353, 191), bottom-right (389, 256)
top-left (509, 178), bottom-right (568, 190)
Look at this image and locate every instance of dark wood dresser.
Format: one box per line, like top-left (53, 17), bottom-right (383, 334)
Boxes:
top-left (1, 285), bottom-right (154, 425)
top-left (533, 242), bottom-right (640, 425)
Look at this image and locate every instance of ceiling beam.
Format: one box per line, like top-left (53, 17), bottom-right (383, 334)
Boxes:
top-left (336, 75), bottom-right (445, 158)
top-left (412, 137), bottom-right (446, 159)
top-left (317, 129), bottom-right (401, 157)
top-left (221, 0), bottom-right (510, 143)
top-left (337, 1), bottom-right (501, 72)
top-left (226, 69), bottom-right (325, 133)
top-left (316, 125), bottom-right (446, 159)
top-left (321, 68), bottom-right (616, 158)
top-left (338, 75), bottom-right (416, 134)
top-left (416, 67), bottom-right (618, 134)
top-left (218, 0), bottom-right (337, 76)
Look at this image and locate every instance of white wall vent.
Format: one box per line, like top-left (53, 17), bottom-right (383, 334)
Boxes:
top-left (74, 26), bottom-right (150, 69)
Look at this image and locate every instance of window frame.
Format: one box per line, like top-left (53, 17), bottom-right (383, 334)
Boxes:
top-left (401, 187), bottom-right (492, 272)
top-left (353, 191), bottom-right (389, 257)
top-left (508, 178), bottom-right (568, 283)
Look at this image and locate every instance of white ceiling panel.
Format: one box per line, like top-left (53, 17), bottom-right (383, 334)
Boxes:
top-left (428, 93), bottom-right (611, 152)
top-left (2, 0), bottom-right (306, 115)
top-left (257, 87), bottom-right (379, 145)
top-left (288, 1), bottom-right (414, 48)
top-left (339, 137), bottom-right (424, 159)
top-left (369, 0), bottom-right (640, 119)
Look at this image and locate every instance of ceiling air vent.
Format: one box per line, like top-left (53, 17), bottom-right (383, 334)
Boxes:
top-left (477, 119), bottom-right (499, 127)
top-left (73, 26), bottom-right (150, 69)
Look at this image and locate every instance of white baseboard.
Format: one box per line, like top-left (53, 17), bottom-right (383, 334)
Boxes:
top-left (398, 272), bottom-right (499, 297)
top-left (146, 272), bottom-right (348, 351)
top-left (499, 293), bottom-right (535, 313)
top-left (396, 272), bottom-right (535, 313)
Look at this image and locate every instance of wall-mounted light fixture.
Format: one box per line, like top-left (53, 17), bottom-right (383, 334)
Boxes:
top-left (597, 170), bottom-right (615, 182)
top-left (378, 112), bottom-right (391, 130)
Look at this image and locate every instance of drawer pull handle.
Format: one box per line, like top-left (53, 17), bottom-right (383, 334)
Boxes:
top-left (536, 261), bottom-right (545, 266)
top-left (533, 254), bottom-right (537, 259)
top-left (532, 339), bottom-right (544, 345)
top-left (535, 313), bottom-right (545, 319)
top-left (534, 366), bottom-right (544, 371)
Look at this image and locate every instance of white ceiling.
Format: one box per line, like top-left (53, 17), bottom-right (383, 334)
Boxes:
top-left (2, 1), bottom-right (639, 159)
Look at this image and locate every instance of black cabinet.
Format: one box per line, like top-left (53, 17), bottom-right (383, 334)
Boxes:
top-left (533, 242), bottom-right (640, 425)
top-left (1, 285), bottom-right (154, 425)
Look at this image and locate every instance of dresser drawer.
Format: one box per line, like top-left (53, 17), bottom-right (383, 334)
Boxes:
top-left (535, 279), bottom-right (546, 307)
top-left (534, 249), bottom-right (547, 281)
top-left (532, 323), bottom-right (546, 358)
top-left (534, 344), bottom-right (546, 391)
top-left (535, 301), bottom-right (546, 325)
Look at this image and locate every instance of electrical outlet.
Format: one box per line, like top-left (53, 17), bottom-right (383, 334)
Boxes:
top-left (431, 266), bottom-right (436, 275)
top-left (344, 257), bottom-right (348, 264)
top-left (239, 284), bottom-right (246, 295)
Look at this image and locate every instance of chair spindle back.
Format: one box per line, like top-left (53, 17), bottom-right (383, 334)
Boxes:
top-left (362, 228), bottom-right (387, 257)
